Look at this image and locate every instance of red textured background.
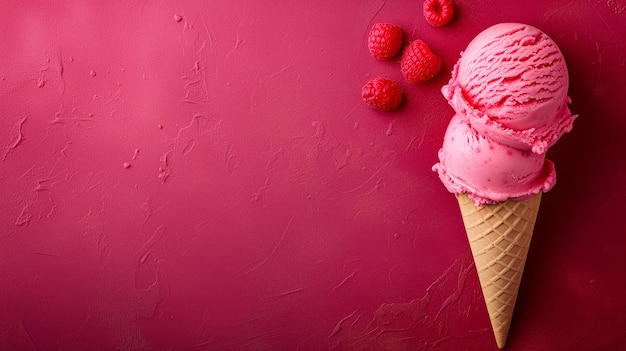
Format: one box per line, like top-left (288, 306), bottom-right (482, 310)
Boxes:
top-left (1, 1), bottom-right (625, 350)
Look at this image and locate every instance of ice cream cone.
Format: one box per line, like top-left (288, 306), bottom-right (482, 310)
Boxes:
top-left (456, 192), bottom-right (542, 349)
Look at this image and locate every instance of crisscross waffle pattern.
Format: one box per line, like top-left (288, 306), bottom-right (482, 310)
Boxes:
top-left (457, 193), bottom-right (542, 349)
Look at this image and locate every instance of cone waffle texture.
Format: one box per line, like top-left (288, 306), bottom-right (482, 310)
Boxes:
top-left (457, 192), bottom-right (542, 349)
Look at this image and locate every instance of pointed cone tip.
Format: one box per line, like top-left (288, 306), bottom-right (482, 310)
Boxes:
top-left (495, 332), bottom-right (507, 349)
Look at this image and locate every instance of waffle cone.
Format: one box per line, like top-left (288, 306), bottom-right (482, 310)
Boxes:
top-left (457, 192), bottom-right (542, 349)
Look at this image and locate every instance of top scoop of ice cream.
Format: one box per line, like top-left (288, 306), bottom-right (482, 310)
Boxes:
top-left (458, 23), bottom-right (569, 129)
top-left (443, 23), bottom-right (576, 153)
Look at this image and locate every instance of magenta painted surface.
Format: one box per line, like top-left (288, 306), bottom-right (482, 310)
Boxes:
top-left (1, 1), bottom-right (624, 350)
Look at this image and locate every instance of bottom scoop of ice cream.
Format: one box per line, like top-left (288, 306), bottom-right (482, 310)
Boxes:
top-left (433, 114), bottom-right (556, 205)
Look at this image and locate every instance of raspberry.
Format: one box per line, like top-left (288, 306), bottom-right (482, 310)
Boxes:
top-left (423, 0), bottom-right (455, 27)
top-left (401, 40), bottom-right (443, 84)
top-left (362, 78), bottom-right (403, 112)
top-left (368, 23), bottom-right (403, 60)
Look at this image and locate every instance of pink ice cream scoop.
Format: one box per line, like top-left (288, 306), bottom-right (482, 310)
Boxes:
top-left (434, 114), bottom-right (556, 204)
top-left (433, 23), bottom-right (576, 205)
top-left (442, 23), bottom-right (576, 154)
